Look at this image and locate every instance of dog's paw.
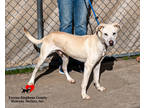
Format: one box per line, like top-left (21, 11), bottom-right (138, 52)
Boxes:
top-left (68, 79), bottom-right (76, 84)
top-left (97, 86), bottom-right (106, 92)
top-left (82, 94), bottom-right (91, 100)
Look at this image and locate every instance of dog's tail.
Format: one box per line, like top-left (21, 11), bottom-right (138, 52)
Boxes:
top-left (24, 28), bottom-right (42, 45)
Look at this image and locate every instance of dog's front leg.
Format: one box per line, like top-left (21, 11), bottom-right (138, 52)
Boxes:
top-left (93, 61), bottom-right (106, 92)
top-left (81, 60), bottom-right (95, 99)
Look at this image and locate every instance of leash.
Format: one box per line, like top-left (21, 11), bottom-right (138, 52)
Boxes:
top-left (88, 0), bottom-right (100, 25)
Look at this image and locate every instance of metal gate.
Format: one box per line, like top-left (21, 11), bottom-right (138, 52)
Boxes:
top-left (5, 0), bottom-right (140, 70)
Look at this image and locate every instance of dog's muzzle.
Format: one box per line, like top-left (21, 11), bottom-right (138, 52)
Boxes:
top-left (109, 40), bottom-right (114, 46)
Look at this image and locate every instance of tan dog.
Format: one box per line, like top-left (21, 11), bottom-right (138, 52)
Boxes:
top-left (24, 23), bottom-right (120, 99)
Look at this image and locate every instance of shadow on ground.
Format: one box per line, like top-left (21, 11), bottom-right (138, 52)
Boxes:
top-left (35, 54), bottom-right (116, 89)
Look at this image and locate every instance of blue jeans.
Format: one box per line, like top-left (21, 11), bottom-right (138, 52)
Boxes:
top-left (57, 0), bottom-right (89, 35)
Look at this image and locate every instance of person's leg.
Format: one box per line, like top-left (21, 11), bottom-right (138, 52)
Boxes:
top-left (74, 0), bottom-right (89, 35)
top-left (73, 0), bottom-right (89, 72)
top-left (57, 0), bottom-right (74, 74)
top-left (57, 0), bottom-right (73, 34)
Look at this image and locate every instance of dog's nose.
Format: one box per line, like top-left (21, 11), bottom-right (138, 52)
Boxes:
top-left (109, 40), bottom-right (114, 46)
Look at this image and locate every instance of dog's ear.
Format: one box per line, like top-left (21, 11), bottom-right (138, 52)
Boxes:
top-left (95, 24), bottom-right (105, 36)
top-left (113, 23), bottom-right (120, 29)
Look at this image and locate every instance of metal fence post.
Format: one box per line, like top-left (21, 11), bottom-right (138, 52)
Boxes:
top-left (37, 0), bottom-right (43, 40)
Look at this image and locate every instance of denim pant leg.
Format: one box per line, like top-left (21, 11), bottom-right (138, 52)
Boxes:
top-left (57, 0), bottom-right (73, 34)
top-left (74, 0), bottom-right (89, 35)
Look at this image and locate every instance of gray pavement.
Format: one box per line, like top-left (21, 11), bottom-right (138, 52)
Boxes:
top-left (6, 59), bottom-right (140, 108)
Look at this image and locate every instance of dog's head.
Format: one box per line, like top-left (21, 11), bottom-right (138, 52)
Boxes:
top-left (96, 23), bottom-right (120, 47)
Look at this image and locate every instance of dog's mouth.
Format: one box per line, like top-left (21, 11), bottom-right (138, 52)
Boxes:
top-left (109, 40), bottom-right (114, 46)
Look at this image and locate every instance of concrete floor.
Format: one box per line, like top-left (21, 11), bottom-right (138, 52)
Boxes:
top-left (6, 59), bottom-right (140, 108)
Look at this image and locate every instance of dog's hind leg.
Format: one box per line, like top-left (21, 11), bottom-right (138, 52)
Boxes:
top-left (28, 45), bottom-right (53, 85)
top-left (61, 55), bottom-right (76, 84)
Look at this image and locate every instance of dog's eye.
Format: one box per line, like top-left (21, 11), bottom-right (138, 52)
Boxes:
top-left (113, 32), bottom-right (116, 35)
top-left (104, 33), bottom-right (108, 36)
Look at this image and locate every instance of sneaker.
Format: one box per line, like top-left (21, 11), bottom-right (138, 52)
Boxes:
top-left (59, 66), bottom-right (64, 74)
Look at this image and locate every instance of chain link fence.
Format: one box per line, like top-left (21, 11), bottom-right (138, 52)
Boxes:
top-left (5, 0), bottom-right (140, 69)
